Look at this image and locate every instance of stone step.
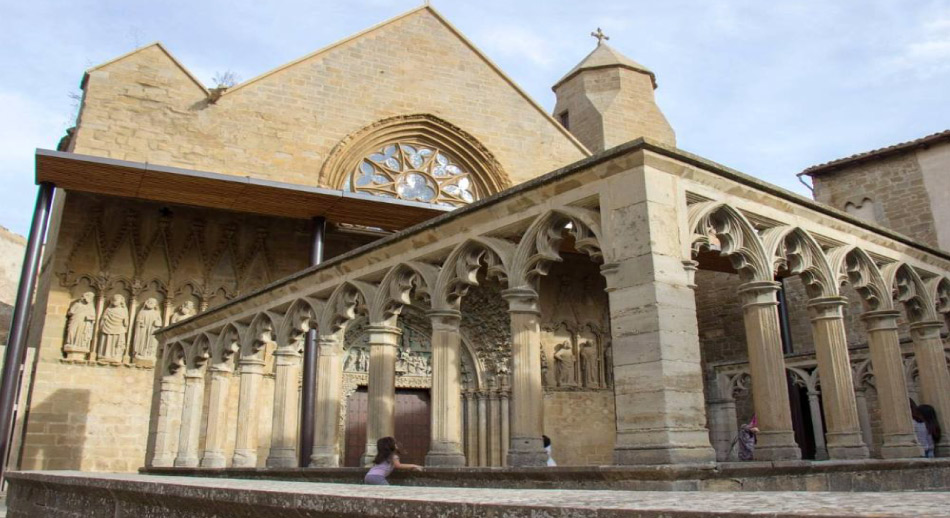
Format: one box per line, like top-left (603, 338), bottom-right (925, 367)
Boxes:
top-left (7, 471), bottom-right (950, 517)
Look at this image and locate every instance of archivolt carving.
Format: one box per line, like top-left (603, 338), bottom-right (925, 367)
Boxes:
top-left (508, 208), bottom-right (603, 290)
top-left (762, 227), bottom-right (836, 298)
top-left (688, 202), bottom-right (770, 281)
top-left (433, 238), bottom-right (513, 311)
top-left (882, 263), bottom-right (938, 323)
top-left (320, 113), bottom-right (511, 201)
top-left (926, 276), bottom-right (950, 315)
top-left (828, 246), bottom-right (893, 312)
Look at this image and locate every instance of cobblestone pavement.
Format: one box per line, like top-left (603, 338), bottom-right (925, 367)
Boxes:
top-left (10, 471), bottom-right (950, 517)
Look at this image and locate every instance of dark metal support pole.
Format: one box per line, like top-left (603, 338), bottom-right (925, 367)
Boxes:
top-left (776, 278), bottom-right (794, 354)
top-left (0, 183), bottom-right (54, 483)
top-left (299, 216), bottom-right (326, 466)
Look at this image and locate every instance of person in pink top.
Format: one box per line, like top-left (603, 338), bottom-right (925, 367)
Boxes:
top-left (364, 436), bottom-right (423, 485)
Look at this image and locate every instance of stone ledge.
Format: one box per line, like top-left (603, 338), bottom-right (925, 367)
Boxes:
top-left (140, 458), bottom-right (950, 492)
top-left (8, 471), bottom-right (950, 518)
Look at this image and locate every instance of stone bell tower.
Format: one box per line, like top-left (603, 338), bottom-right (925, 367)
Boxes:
top-left (552, 29), bottom-right (675, 152)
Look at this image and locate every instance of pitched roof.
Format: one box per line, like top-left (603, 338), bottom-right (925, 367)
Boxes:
top-left (553, 43), bottom-right (657, 90)
top-left (82, 42), bottom-right (208, 94)
top-left (801, 129), bottom-right (950, 177)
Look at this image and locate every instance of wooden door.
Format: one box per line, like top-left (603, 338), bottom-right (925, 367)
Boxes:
top-left (344, 388), bottom-right (369, 467)
top-left (394, 389), bottom-right (431, 466)
top-left (343, 387), bottom-right (431, 467)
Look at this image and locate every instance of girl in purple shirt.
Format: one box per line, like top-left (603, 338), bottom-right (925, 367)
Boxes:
top-left (364, 436), bottom-right (423, 485)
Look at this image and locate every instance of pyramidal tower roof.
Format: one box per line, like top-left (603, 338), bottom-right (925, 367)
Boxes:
top-left (553, 42), bottom-right (657, 90)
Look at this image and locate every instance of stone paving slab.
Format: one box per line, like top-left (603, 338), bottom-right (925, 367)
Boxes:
top-left (7, 471), bottom-right (950, 517)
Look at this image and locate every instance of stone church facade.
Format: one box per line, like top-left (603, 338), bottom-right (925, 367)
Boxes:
top-left (14, 6), bottom-right (950, 472)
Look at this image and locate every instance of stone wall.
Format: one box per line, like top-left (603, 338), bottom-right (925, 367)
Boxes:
top-left (71, 8), bottom-right (586, 191)
top-left (0, 225), bottom-right (26, 344)
top-left (542, 390), bottom-right (615, 466)
top-left (811, 153), bottom-right (939, 248)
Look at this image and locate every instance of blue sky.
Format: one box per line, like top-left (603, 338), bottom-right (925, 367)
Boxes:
top-left (2, 0), bottom-right (949, 236)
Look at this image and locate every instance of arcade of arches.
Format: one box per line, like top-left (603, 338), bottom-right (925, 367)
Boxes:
top-left (151, 142), bottom-right (950, 469)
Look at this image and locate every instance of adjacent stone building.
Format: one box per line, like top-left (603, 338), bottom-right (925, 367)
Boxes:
top-left (11, 5), bottom-right (950, 475)
top-left (0, 226), bottom-right (26, 344)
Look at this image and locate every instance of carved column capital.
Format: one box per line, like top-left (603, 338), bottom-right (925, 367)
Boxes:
top-left (682, 260), bottom-right (699, 290)
top-left (427, 309), bottom-right (461, 330)
top-left (806, 296), bottom-right (849, 321)
top-left (500, 287), bottom-right (539, 315)
top-left (861, 309), bottom-right (901, 331)
top-left (737, 280), bottom-right (781, 307)
top-left (908, 320), bottom-right (944, 340)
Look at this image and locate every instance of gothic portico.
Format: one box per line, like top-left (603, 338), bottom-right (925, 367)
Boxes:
top-left (150, 138), bottom-right (950, 470)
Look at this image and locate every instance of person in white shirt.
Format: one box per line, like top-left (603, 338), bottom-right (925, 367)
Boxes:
top-left (543, 435), bottom-right (557, 466)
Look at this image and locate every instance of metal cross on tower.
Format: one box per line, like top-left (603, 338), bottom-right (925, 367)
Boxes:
top-left (591, 27), bottom-right (609, 46)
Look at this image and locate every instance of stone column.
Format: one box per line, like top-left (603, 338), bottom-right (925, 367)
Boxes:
top-left (477, 391), bottom-right (488, 467)
top-left (500, 390), bottom-right (510, 467)
top-left (173, 369), bottom-right (205, 467)
top-left (362, 325), bottom-right (400, 465)
top-left (266, 346), bottom-right (301, 467)
top-left (489, 390), bottom-right (502, 466)
top-left (501, 287), bottom-right (547, 466)
top-left (232, 357), bottom-right (265, 467)
top-left (805, 389), bottom-right (829, 460)
top-left (311, 337), bottom-right (344, 467)
top-left (909, 321), bottom-right (950, 456)
top-left (737, 281), bottom-right (801, 461)
top-left (854, 387), bottom-right (874, 452)
top-left (598, 166), bottom-right (716, 465)
top-left (463, 390), bottom-right (478, 466)
top-left (151, 375), bottom-right (184, 467)
top-left (806, 297), bottom-right (868, 459)
top-left (200, 365), bottom-right (233, 468)
top-left (862, 310), bottom-right (921, 458)
top-left (707, 395), bottom-right (739, 462)
top-left (426, 310), bottom-right (466, 466)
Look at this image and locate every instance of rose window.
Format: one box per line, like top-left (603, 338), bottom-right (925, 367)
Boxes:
top-left (343, 143), bottom-right (477, 207)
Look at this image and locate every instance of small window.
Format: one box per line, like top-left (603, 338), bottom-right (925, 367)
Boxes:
top-left (844, 198), bottom-right (877, 223)
top-left (558, 111), bottom-right (570, 130)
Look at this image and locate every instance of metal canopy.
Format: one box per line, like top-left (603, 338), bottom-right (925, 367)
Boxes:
top-left (35, 149), bottom-right (451, 230)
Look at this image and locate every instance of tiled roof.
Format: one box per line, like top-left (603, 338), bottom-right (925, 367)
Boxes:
top-left (801, 129), bottom-right (950, 177)
top-left (553, 43), bottom-right (657, 90)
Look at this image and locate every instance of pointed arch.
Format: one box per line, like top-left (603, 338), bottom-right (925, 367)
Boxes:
top-left (243, 311), bottom-right (280, 359)
top-left (320, 114), bottom-right (511, 205)
top-left (688, 201), bottom-right (771, 282)
top-left (432, 237), bottom-right (514, 311)
top-left (827, 246), bottom-right (894, 312)
top-left (761, 226), bottom-right (837, 298)
top-left (318, 283), bottom-right (365, 341)
top-left (368, 262), bottom-right (440, 324)
top-left (926, 275), bottom-right (950, 316)
top-left (211, 322), bottom-right (243, 369)
top-left (161, 341), bottom-right (186, 377)
top-left (881, 262), bottom-right (938, 324)
top-left (508, 207), bottom-right (604, 290)
top-left (277, 297), bottom-right (324, 350)
top-left (183, 333), bottom-right (212, 371)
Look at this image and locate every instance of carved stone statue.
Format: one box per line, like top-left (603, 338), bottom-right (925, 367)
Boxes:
top-left (356, 349), bottom-right (368, 372)
top-left (170, 300), bottom-right (197, 324)
top-left (580, 341), bottom-right (599, 388)
top-left (97, 295), bottom-right (129, 363)
top-left (344, 348), bottom-right (360, 371)
top-left (603, 341), bottom-right (613, 387)
top-left (64, 292), bottom-right (96, 359)
top-left (540, 348), bottom-right (549, 386)
top-left (553, 341), bottom-right (576, 387)
top-left (132, 298), bottom-right (162, 363)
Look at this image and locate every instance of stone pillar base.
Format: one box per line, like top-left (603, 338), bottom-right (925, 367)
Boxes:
top-left (150, 455), bottom-right (174, 468)
top-left (173, 456), bottom-right (199, 468)
top-left (63, 350), bottom-right (87, 361)
top-left (754, 430), bottom-right (801, 461)
top-left (425, 451), bottom-right (467, 467)
top-left (879, 434), bottom-right (923, 459)
top-left (266, 449), bottom-right (298, 468)
top-left (231, 451), bottom-right (257, 468)
top-left (309, 451), bottom-right (339, 468)
top-left (506, 437), bottom-right (547, 467)
top-left (826, 432), bottom-right (869, 460)
top-left (200, 453), bottom-right (227, 468)
top-left (613, 429), bottom-right (716, 466)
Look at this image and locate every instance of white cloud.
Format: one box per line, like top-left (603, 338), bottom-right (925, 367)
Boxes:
top-left (476, 25), bottom-right (558, 68)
